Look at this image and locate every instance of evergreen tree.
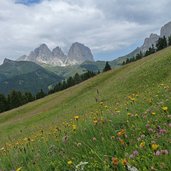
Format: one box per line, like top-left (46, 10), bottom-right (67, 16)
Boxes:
top-left (67, 77), bottom-right (75, 87)
top-left (122, 61), bottom-right (126, 65)
top-left (0, 93), bottom-right (8, 113)
top-left (126, 58), bottom-right (130, 64)
top-left (7, 90), bottom-right (24, 109)
top-left (136, 51), bottom-right (143, 60)
top-left (73, 73), bottom-right (81, 84)
top-left (103, 62), bottom-right (111, 72)
top-left (156, 36), bottom-right (168, 51)
top-left (24, 92), bottom-right (35, 103)
top-left (168, 36), bottom-right (171, 46)
top-left (36, 89), bottom-right (46, 99)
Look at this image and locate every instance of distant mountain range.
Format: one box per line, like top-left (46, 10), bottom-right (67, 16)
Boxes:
top-left (116, 21), bottom-right (171, 63)
top-left (0, 59), bottom-right (63, 95)
top-left (1, 21), bottom-right (171, 95)
top-left (18, 42), bottom-right (94, 66)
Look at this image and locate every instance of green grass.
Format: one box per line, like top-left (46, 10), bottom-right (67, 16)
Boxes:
top-left (0, 47), bottom-right (171, 170)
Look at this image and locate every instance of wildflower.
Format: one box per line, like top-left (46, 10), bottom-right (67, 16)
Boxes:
top-left (111, 136), bottom-right (115, 140)
top-left (127, 164), bottom-right (139, 171)
top-left (16, 167), bottom-right (22, 171)
top-left (93, 119), bottom-right (98, 125)
top-left (117, 129), bottom-right (125, 136)
top-left (93, 137), bottom-right (96, 141)
top-left (119, 139), bottom-right (125, 145)
top-left (160, 150), bottom-right (169, 155)
top-left (67, 160), bottom-right (73, 165)
top-left (112, 157), bottom-right (119, 166)
top-left (72, 124), bottom-right (77, 131)
top-left (151, 144), bottom-right (159, 151)
top-left (151, 112), bottom-right (156, 115)
top-left (121, 159), bottom-right (127, 166)
top-left (127, 113), bottom-right (131, 117)
top-left (162, 106), bottom-right (168, 112)
top-left (74, 116), bottom-right (79, 121)
top-left (133, 150), bottom-right (139, 157)
top-left (75, 161), bottom-right (88, 171)
top-left (140, 141), bottom-right (145, 148)
top-left (154, 150), bottom-right (161, 156)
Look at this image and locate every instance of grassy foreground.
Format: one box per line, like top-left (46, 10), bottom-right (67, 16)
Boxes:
top-left (0, 47), bottom-right (171, 170)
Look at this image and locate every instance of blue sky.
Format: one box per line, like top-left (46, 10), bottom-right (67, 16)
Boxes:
top-left (16, 0), bottom-right (41, 5)
top-left (0, 0), bottom-right (171, 63)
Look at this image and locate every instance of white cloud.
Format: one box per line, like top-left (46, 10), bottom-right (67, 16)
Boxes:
top-left (0, 0), bottom-right (171, 63)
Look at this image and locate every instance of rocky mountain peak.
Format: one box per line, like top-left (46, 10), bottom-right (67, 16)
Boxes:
top-left (34, 43), bottom-right (52, 59)
top-left (17, 42), bottom-right (94, 66)
top-left (66, 42), bottom-right (94, 65)
top-left (52, 47), bottom-right (67, 62)
top-left (160, 21), bottom-right (171, 38)
top-left (140, 33), bottom-right (159, 53)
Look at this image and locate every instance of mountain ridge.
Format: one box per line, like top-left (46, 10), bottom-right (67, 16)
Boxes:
top-left (17, 42), bottom-right (94, 66)
top-left (115, 20), bottom-right (171, 63)
top-left (0, 59), bottom-right (63, 95)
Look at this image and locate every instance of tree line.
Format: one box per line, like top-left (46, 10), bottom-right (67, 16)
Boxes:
top-left (0, 62), bottom-right (112, 114)
top-left (123, 35), bottom-right (171, 65)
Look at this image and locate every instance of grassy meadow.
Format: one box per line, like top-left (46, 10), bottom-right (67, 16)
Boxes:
top-left (0, 47), bottom-right (171, 170)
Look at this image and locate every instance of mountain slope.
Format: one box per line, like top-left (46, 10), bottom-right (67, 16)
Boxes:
top-left (0, 59), bottom-right (63, 95)
top-left (1, 46), bottom-right (171, 139)
top-left (0, 47), bottom-right (171, 170)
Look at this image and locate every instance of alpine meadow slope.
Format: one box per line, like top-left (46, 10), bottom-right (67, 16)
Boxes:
top-left (0, 47), bottom-right (171, 170)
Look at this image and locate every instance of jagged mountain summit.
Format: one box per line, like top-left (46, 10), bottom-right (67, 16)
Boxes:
top-left (118, 21), bottom-right (171, 61)
top-left (66, 42), bottom-right (94, 65)
top-left (140, 33), bottom-right (159, 53)
top-left (17, 42), bottom-right (94, 66)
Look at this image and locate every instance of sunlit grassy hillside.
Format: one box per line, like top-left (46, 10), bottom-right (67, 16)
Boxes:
top-left (0, 47), bottom-right (171, 170)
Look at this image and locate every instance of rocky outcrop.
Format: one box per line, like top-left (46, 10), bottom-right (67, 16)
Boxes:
top-left (160, 21), bottom-right (171, 38)
top-left (66, 42), bottom-right (94, 65)
top-left (140, 34), bottom-right (159, 53)
top-left (120, 21), bottom-right (171, 61)
top-left (17, 42), bottom-right (94, 66)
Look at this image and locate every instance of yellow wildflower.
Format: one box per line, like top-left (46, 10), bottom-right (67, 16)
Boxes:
top-left (93, 120), bottom-right (98, 125)
top-left (140, 141), bottom-right (145, 148)
top-left (151, 112), bottom-right (156, 115)
top-left (127, 113), bottom-right (131, 116)
top-left (72, 124), bottom-right (77, 131)
top-left (162, 106), bottom-right (168, 112)
top-left (74, 116), bottom-right (79, 121)
top-left (121, 159), bottom-right (127, 166)
top-left (67, 160), bottom-right (73, 165)
top-left (151, 144), bottom-right (159, 151)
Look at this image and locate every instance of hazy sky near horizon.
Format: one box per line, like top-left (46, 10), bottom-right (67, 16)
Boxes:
top-left (0, 0), bottom-right (171, 63)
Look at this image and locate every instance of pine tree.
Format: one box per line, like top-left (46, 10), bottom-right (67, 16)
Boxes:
top-left (36, 89), bottom-right (46, 99)
top-left (0, 93), bottom-right (7, 113)
top-left (156, 36), bottom-right (168, 51)
top-left (122, 61), bottom-right (126, 65)
top-left (168, 36), bottom-right (171, 46)
top-left (126, 58), bottom-right (130, 64)
top-left (103, 62), bottom-right (111, 72)
top-left (74, 73), bottom-right (81, 84)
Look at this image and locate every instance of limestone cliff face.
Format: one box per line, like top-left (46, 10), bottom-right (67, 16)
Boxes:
top-left (160, 21), bottom-right (171, 38)
top-left (17, 42), bottom-right (94, 66)
top-left (66, 42), bottom-right (94, 65)
top-left (140, 34), bottom-right (159, 53)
